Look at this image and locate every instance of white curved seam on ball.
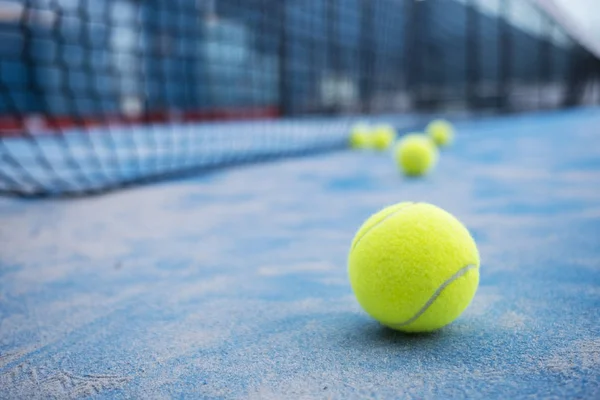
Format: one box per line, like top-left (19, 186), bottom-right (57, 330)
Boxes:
top-left (351, 202), bottom-right (416, 252)
top-left (388, 264), bottom-right (477, 328)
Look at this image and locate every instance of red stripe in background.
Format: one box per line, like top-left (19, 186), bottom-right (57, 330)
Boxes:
top-left (0, 107), bottom-right (280, 138)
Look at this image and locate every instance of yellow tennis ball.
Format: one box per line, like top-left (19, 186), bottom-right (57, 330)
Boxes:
top-left (348, 202), bottom-right (480, 332)
top-left (395, 134), bottom-right (438, 176)
top-left (371, 124), bottom-right (396, 150)
top-left (426, 119), bottom-right (454, 147)
top-left (349, 123), bottom-right (371, 149)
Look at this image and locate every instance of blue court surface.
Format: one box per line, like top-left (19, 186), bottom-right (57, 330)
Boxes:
top-left (1, 108), bottom-right (599, 398)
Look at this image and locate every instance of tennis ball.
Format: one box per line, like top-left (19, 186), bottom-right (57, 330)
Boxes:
top-left (371, 124), bottom-right (396, 151)
top-left (426, 119), bottom-right (454, 147)
top-left (349, 123), bottom-right (371, 149)
top-left (395, 134), bottom-right (438, 176)
top-left (348, 202), bottom-right (480, 332)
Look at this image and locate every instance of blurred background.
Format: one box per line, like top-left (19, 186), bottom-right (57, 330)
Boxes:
top-left (0, 0), bottom-right (599, 196)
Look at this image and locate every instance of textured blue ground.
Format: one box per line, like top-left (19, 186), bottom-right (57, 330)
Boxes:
top-left (1, 108), bottom-right (599, 399)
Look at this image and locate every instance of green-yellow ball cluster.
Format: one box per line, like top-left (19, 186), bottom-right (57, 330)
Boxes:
top-left (349, 123), bottom-right (397, 150)
top-left (395, 134), bottom-right (438, 177)
top-left (348, 202), bottom-right (480, 332)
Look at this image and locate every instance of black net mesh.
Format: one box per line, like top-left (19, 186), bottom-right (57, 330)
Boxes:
top-left (1, 0), bottom-right (599, 197)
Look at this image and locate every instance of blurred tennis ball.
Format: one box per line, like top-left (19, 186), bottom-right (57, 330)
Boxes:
top-left (349, 123), bottom-right (371, 149)
top-left (395, 134), bottom-right (438, 177)
top-left (426, 119), bottom-right (454, 147)
top-left (371, 124), bottom-right (396, 151)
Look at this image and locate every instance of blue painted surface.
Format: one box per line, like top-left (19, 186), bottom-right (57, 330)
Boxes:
top-left (1, 108), bottom-right (600, 398)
